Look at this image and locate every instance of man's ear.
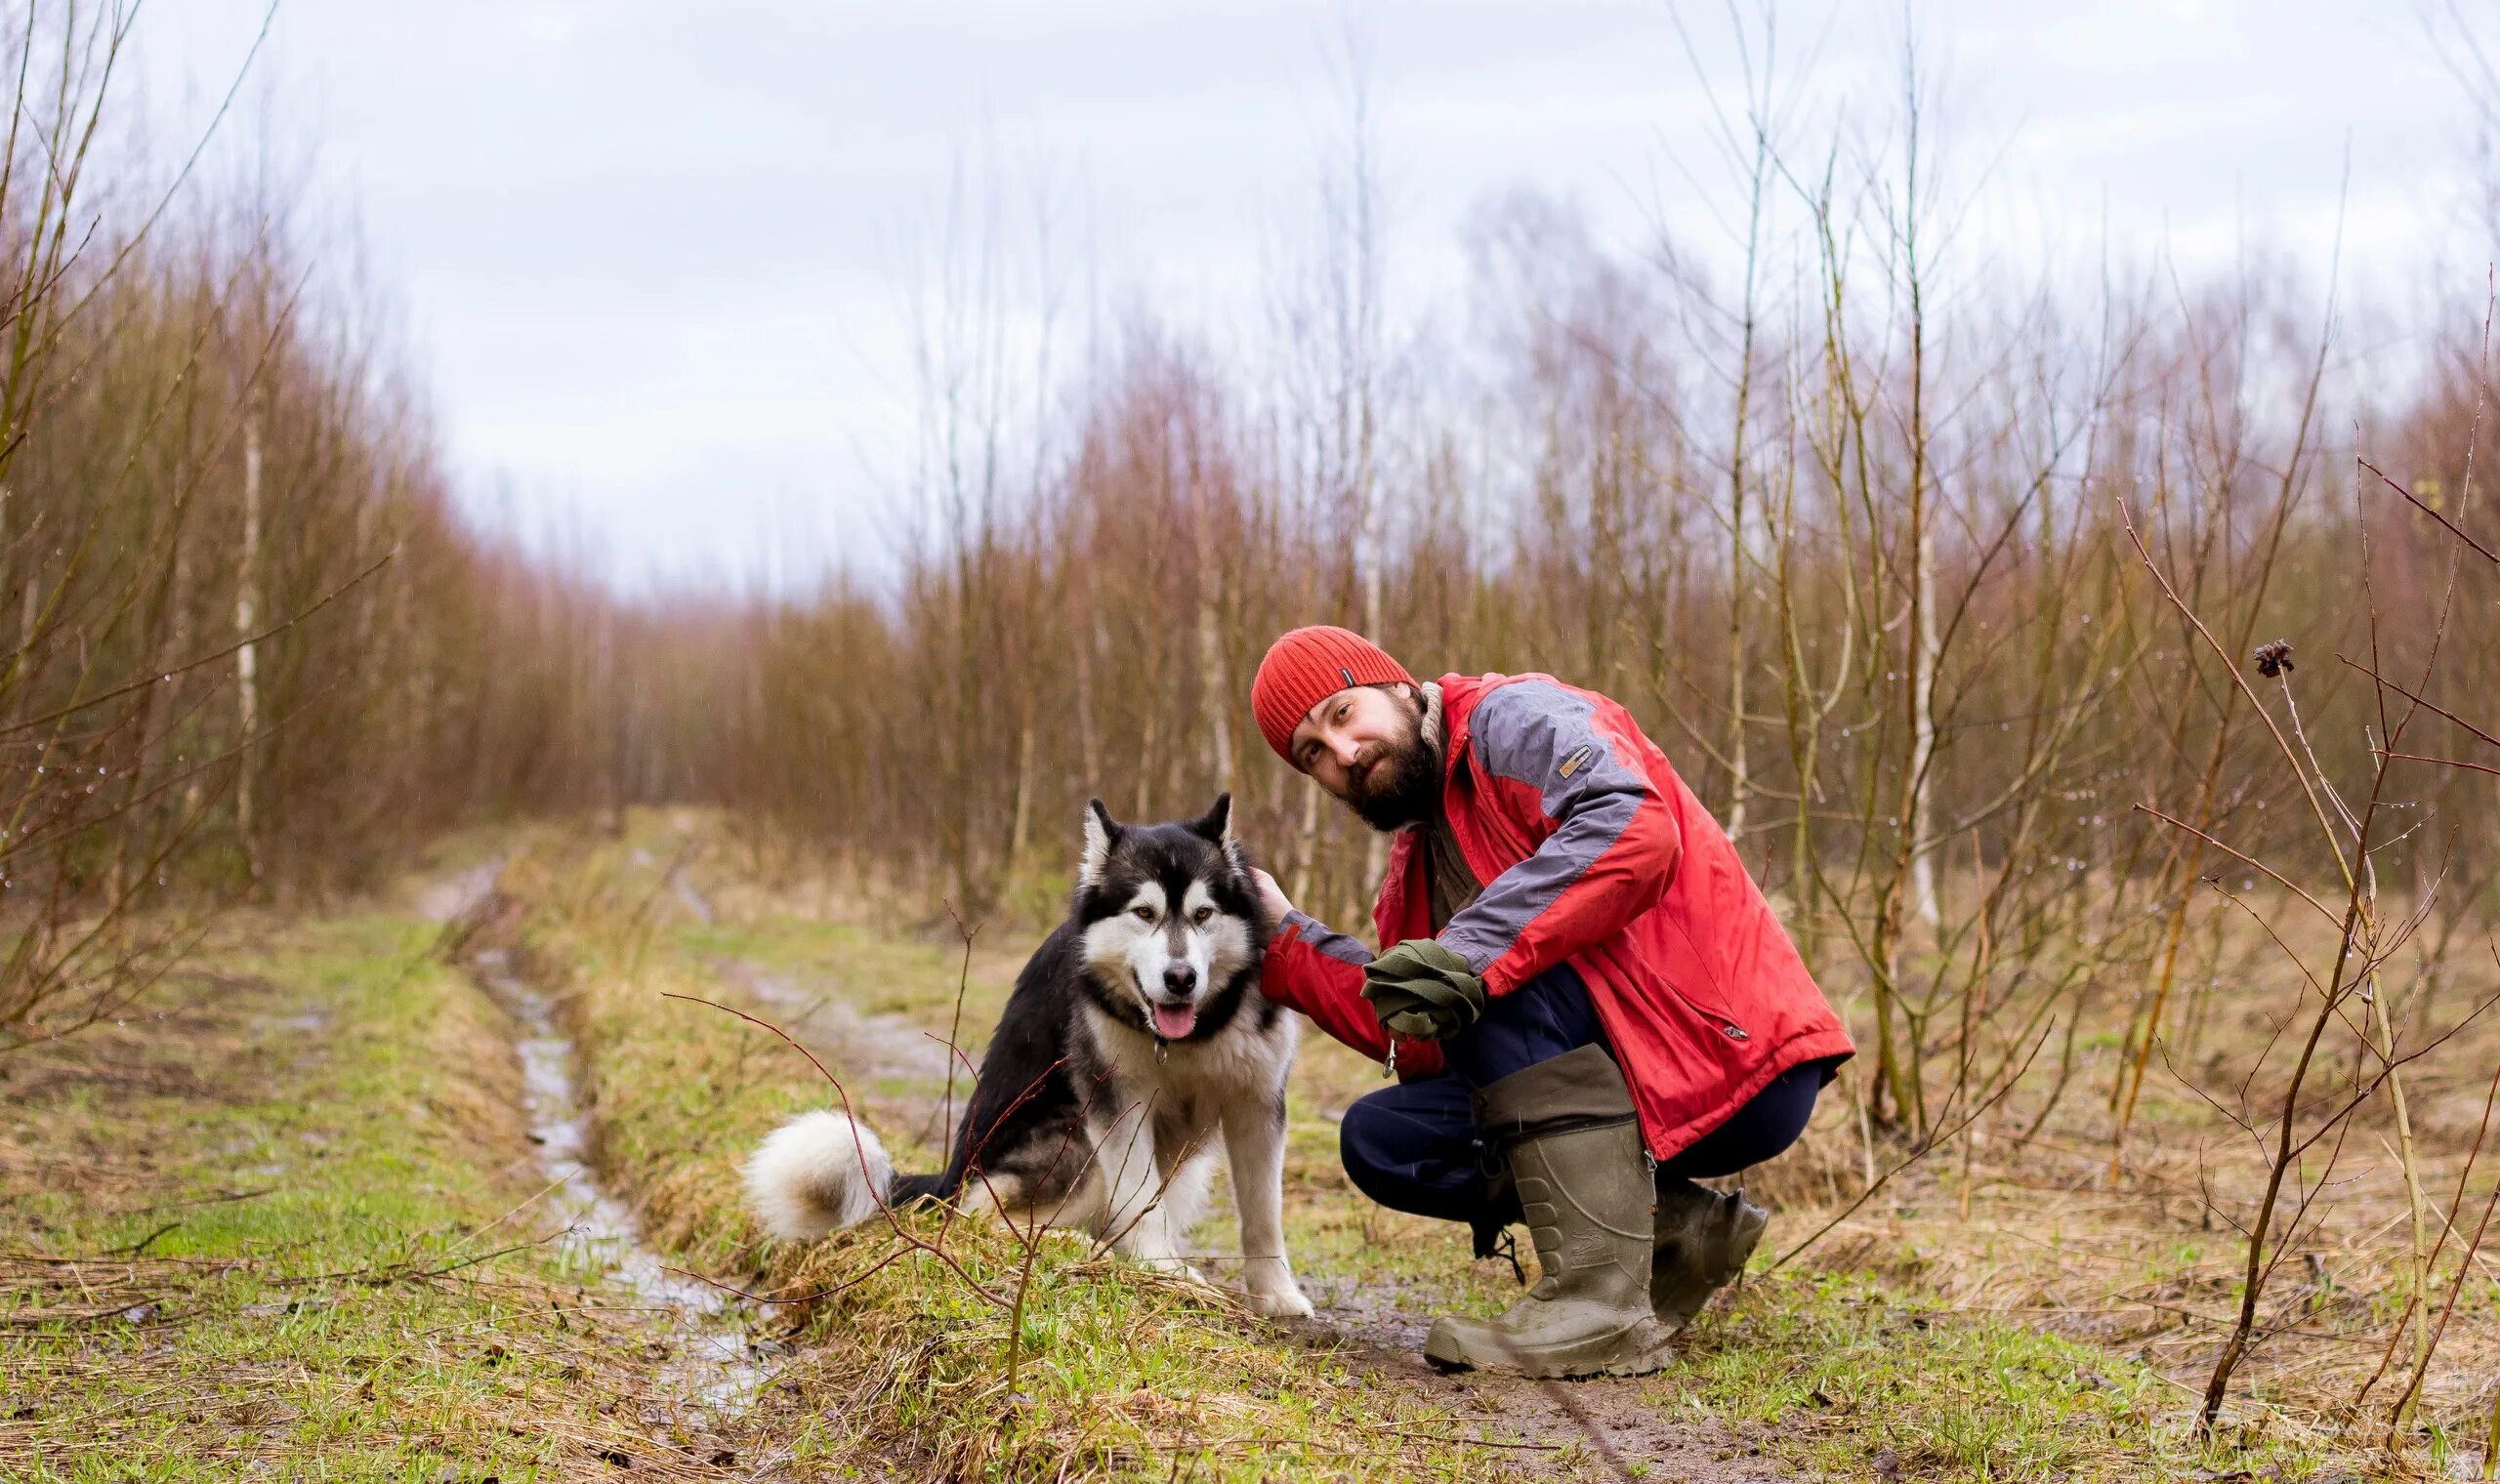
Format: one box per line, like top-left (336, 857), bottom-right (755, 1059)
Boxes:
top-left (1080, 799), bottom-right (1122, 887)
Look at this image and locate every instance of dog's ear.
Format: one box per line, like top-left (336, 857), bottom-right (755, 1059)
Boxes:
top-left (1189, 792), bottom-right (1232, 843)
top-left (1191, 792), bottom-right (1248, 875)
top-left (1079, 798), bottom-right (1122, 888)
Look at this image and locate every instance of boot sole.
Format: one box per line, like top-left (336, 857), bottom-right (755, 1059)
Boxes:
top-left (1422, 1315), bottom-right (1675, 1380)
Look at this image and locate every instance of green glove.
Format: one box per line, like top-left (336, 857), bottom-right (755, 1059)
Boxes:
top-left (1361, 939), bottom-right (1488, 1042)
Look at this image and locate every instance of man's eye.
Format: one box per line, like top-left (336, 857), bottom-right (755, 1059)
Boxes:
top-left (1131, 906), bottom-right (1156, 923)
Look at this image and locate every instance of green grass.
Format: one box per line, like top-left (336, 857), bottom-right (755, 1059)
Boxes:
top-left (1667, 1273), bottom-right (2332, 1481)
top-left (0, 914), bottom-right (760, 1481)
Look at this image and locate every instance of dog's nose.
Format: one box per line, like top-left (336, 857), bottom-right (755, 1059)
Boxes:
top-left (1161, 964), bottom-right (1198, 997)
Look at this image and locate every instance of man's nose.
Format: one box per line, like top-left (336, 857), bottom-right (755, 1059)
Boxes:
top-left (1329, 734), bottom-right (1364, 770)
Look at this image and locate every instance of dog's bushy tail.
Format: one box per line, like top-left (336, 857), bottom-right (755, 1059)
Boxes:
top-left (743, 1110), bottom-right (965, 1240)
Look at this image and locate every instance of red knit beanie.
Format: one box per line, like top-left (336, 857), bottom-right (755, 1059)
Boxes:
top-left (1252, 625), bottom-right (1416, 764)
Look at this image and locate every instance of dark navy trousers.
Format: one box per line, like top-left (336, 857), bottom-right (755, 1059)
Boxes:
top-left (1338, 964), bottom-right (1831, 1228)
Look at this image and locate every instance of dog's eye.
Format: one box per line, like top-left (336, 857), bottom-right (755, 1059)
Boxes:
top-left (1191, 905), bottom-right (1215, 926)
top-left (1130, 905), bottom-right (1156, 924)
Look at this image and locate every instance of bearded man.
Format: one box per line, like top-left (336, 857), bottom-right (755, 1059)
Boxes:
top-left (1246, 625), bottom-right (1854, 1378)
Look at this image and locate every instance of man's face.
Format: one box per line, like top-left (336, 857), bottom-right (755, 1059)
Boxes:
top-left (1288, 683), bottom-right (1440, 831)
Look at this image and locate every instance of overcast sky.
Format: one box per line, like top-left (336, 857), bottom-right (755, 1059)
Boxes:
top-left (137, 2), bottom-right (2484, 591)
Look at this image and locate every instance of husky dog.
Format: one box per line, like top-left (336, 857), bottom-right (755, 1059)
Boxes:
top-left (743, 794), bottom-right (1313, 1318)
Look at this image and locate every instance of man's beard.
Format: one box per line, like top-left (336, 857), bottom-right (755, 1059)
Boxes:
top-left (1344, 711), bottom-right (1441, 832)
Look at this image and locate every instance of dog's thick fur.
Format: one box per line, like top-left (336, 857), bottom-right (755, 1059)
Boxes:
top-left (743, 794), bottom-right (1312, 1317)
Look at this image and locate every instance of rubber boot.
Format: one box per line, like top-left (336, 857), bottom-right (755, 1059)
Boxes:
top-left (1648, 1180), bottom-right (1768, 1334)
top-left (1423, 1046), bottom-right (1675, 1379)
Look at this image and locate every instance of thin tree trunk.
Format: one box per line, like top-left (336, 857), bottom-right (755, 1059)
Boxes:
top-left (1289, 781), bottom-right (1321, 910)
top-left (1190, 455), bottom-right (1235, 797)
top-left (2371, 976), bottom-right (2435, 1426)
top-left (1721, 91), bottom-right (1771, 845)
top-left (1007, 708), bottom-right (1036, 865)
top-left (1907, 511), bottom-right (1940, 928)
top-left (1076, 598), bottom-right (1104, 786)
top-left (234, 414), bottom-right (263, 880)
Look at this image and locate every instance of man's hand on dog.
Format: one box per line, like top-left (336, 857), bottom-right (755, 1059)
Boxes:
top-left (1361, 939), bottom-right (1485, 1041)
top-left (1249, 866), bottom-right (1293, 924)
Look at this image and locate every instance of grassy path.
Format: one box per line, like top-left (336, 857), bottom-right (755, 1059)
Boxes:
top-left (1, 911), bottom-right (719, 1479)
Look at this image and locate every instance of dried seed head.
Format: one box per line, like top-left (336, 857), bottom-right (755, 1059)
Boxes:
top-left (2253, 639), bottom-right (2295, 679)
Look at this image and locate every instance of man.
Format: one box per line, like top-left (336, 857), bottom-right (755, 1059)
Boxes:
top-left (1247, 624), bottom-right (1854, 1379)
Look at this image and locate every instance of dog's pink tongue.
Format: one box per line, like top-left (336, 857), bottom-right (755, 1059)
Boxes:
top-left (1152, 1003), bottom-right (1197, 1040)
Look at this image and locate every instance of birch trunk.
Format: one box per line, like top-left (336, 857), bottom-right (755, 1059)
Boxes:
top-left (1908, 513), bottom-right (1940, 928)
top-left (234, 416), bottom-right (263, 878)
top-left (1189, 455), bottom-right (1235, 796)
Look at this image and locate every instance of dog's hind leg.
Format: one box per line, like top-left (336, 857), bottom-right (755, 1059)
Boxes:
top-left (1223, 1092), bottom-right (1313, 1318)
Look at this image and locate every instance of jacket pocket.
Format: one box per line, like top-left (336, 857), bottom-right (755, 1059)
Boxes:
top-left (1634, 928), bottom-right (1751, 1045)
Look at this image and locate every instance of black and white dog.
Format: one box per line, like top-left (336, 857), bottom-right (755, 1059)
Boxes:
top-left (743, 794), bottom-right (1312, 1318)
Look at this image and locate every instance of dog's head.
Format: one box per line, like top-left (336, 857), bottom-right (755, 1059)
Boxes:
top-left (1073, 793), bottom-right (1269, 1044)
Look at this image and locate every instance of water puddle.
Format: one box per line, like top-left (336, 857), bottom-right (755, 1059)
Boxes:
top-left (472, 946), bottom-right (768, 1422)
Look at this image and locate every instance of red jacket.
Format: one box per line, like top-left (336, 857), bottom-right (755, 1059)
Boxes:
top-left (1263, 672), bottom-right (1854, 1162)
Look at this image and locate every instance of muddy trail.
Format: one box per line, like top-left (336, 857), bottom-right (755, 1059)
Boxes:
top-left (428, 864), bottom-right (814, 1478)
top-left (1302, 1293), bottom-right (1792, 1484)
top-left (671, 879), bottom-right (1795, 1483)
top-left (474, 945), bottom-right (770, 1422)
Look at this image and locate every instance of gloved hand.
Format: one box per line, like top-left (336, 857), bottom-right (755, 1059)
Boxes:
top-left (1361, 939), bottom-right (1487, 1042)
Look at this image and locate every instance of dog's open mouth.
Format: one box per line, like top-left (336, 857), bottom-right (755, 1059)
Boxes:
top-left (1149, 1001), bottom-right (1198, 1040)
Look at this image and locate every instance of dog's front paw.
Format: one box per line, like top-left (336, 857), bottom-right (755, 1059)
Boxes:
top-left (1246, 1284), bottom-right (1315, 1319)
top-left (1243, 1259), bottom-right (1314, 1318)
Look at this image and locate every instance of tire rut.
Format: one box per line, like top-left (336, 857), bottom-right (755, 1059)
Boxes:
top-left (425, 863), bottom-right (800, 1477)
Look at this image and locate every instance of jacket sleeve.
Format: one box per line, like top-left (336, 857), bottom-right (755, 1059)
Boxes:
top-left (1438, 680), bottom-right (1682, 997)
top-left (1262, 909), bottom-right (1448, 1078)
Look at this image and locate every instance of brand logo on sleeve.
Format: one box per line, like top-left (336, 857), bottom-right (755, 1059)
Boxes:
top-left (1558, 744), bottom-right (1596, 779)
